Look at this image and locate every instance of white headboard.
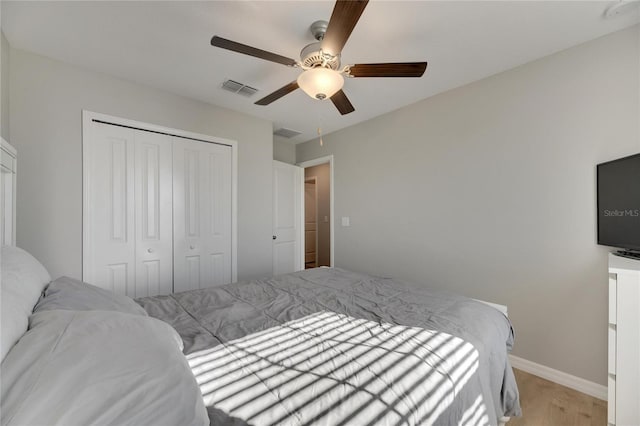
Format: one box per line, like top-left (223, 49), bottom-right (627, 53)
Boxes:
top-left (1, 137), bottom-right (17, 246)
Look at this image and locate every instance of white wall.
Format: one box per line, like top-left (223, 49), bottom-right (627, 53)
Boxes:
top-left (0, 31), bottom-right (8, 141)
top-left (9, 48), bottom-right (274, 281)
top-left (297, 26), bottom-right (640, 386)
top-left (273, 136), bottom-right (296, 164)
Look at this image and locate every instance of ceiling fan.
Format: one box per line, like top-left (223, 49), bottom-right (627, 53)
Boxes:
top-left (210, 0), bottom-right (428, 115)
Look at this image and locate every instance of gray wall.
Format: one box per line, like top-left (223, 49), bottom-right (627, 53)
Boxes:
top-left (1, 31), bottom-right (9, 140)
top-left (9, 48), bottom-right (274, 281)
top-left (273, 136), bottom-right (296, 164)
top-left (305, 163), bottom-right (330, 267)
top-left (297, 26), bottom-right (640, 385)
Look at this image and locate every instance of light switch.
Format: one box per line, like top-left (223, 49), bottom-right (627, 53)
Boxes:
top-left (341, 216), bottom-right (350, 227)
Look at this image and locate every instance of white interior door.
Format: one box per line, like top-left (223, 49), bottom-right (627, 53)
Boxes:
top-left (173, 138), bottom-right (232, 292)
top-left (273, 160), bottom-right (303, 276)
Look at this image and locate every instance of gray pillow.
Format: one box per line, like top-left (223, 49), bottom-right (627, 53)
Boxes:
top-left (0, 310), bottom-right (208, 426)
top-left (34, 276), bottom-right (148, 316)
top-left (1, 245), bottom-right (51, 362)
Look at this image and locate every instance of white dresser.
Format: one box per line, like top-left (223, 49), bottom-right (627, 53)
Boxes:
top-left (608, 253), bottom-right (640, 426)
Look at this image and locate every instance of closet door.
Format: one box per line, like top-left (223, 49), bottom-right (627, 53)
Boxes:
top-left (173, 138), bottom-right (232, 292)
top-left (84, 122), bottom-right (173, 297)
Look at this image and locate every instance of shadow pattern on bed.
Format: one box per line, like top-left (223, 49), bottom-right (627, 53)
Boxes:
top-left (137, 267), bottom-right (521, 426)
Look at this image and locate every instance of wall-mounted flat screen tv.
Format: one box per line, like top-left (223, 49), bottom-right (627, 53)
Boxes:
top-left (597, 153), bottom-right (640, 254)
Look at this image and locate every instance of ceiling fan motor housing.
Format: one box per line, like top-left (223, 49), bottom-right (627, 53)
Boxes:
top-left (300, 42), bottom-right (341, 70)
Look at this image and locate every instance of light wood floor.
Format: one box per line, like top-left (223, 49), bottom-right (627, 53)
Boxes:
top-left (509, 369), bottom-right (607, 426)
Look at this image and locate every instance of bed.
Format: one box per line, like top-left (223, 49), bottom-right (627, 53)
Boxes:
top-left (1, 246), bottom-right (521, 425)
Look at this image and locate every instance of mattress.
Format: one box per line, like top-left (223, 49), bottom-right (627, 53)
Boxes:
top-left (137, 267), bottom-right (521, 426)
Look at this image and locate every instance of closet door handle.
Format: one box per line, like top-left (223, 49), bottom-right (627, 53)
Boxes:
top-left (147, 248), bottom-right (154, 253)
top-left (190, 245), bottom-right (195, 250)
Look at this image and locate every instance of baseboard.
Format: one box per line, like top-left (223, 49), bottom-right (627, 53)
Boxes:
top-left (509, 355), bottom-right (607, 401)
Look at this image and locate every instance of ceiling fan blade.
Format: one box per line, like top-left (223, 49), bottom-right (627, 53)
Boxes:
top-left (348, 62), bottom-right (428, 78)
top-left (321, 0), bottom-right (369, 56)
top-left (211, 36), bottom-right (297, 67)
top-left (255, 81), bottom-right (299, 106)
top-left (330, 89), bottom-right (355, 115)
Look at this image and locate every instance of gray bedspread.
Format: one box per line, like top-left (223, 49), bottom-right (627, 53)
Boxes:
top-left (137, 267), bottom-right (521, 426)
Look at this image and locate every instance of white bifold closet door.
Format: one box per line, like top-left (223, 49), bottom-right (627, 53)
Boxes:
top-left (84, 123), bottom-right (173, 297)
top-left (84, 119), bottom-right (232, 297)
top-left (172, 138), bottom-right (232, 292)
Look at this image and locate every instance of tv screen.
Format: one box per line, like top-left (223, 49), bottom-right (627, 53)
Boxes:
top-left (597, 153), bottom-right (640, 251)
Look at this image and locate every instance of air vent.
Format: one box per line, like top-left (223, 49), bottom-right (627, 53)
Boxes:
top-left (221, 79), bottom-right (258, 97)
top-left (273, 128), bottom-right (302, 139)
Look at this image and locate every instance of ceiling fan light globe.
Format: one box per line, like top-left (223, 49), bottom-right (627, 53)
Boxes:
top-left (297, 68), bottom-right (344, 101)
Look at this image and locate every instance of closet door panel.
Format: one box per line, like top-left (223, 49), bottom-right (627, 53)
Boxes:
top-left (174, 138), bottom-right (232, 292)
top-left (205, 149), bottom-right (232, 286)
top-left (134, 132), bottom-right (173, 297)
top-left (173, 143), bottom-right (200, 292)
top-left (84, 123), bottom-right (136, 295)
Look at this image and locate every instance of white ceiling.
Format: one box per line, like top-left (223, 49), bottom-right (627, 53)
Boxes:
top-left (2, 1), bottom-right (639, 143)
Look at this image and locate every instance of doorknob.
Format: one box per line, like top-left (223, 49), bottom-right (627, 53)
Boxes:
top-left (190, 245), bottom-right (195, 250)
top-left (147, 248), bottom-right (154, 253)
top-left (272, 236), bottom-right (277, 240)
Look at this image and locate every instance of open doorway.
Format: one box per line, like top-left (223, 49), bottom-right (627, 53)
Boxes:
top-left (298, 156), bottom-right (333, 267)
top-left (304, 177), bottom-right (318, 269)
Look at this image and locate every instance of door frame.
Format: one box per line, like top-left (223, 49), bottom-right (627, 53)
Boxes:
top-left (297, 155), bottom-right (334, 267)
top-left (82, 110), bottom-right (238, 283)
